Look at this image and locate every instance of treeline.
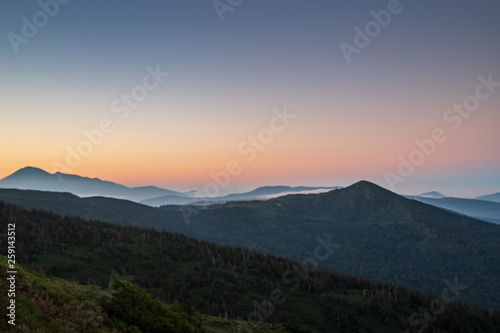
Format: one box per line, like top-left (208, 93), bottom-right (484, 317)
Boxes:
top-left (2, 185), bottom-right (500, 311)
top-left (1, 201), bottom-right (500, 332)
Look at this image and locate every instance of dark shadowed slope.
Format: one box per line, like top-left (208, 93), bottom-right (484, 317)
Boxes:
top-left (2, 202), bottom-right (500, 332)
top-left (1, 181), bottom-right (500, 309)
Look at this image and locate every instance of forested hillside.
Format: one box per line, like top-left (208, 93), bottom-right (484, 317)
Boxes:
top-left (2, 181), bottom-right (500, 310)
top-left (1, 201), bottom-right (500, 332)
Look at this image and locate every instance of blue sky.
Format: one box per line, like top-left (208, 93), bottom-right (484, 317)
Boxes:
top-left (1, 0), bottom-right (499, 197)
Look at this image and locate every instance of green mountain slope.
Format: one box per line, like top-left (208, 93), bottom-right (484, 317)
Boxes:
top-left (0, 255), bottom-right (314, 332)
top-left (1, 181), bottom-right (500, 310)
top-left (179, 181), bottom-right (500, 309)
top-left (1, 201), bottom-right (500, 332)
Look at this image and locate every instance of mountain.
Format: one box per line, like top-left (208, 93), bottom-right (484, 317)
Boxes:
top-left (0, 188), bottom-right (179, 229)
top-left (2, 181), bottom-right (500, 310)
top-left (0, 167), bottom-right (340, 207)
top-left (408, 195), bottom-right (500, 224)
top-left (0, 166), bottom-right (184, 202)
top-left (2, 202), bottom-right (500, 332)
top-left (418, 191), bottom-right (446, 198)
top-left (477, 192), bottom-right (500, 203)
top-left (140, 185), bottom-right (341, 207)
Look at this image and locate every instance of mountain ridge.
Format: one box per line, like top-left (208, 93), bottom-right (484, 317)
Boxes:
top-left (0, 166), bottom-right (184, 202)
top-left (418, 191), bottom-right (446, 198)
top-left (407, 195), bottom-right (500, 224)
top-left (2, 201), bottom-right (500, 332)
top-left (477, 192), bottom-right (500, 203)
top-left (142, 185), bottom-right (342, 206)
top-left (2, 166), bottom-right (344, 207)
top-left (2, 180), bottom-right (499, 309)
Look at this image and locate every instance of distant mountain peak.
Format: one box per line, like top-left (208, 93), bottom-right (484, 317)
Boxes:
top-left (418, 191), bottom-right (446, 199)
top-left (14, 166), bottom-right (50, 174)
top-left (0, 166), bottom-right (182, 202)
top-left (476, 192), bottom-right (500, 203)
top-left (4, 166), bottom-right (52, 179)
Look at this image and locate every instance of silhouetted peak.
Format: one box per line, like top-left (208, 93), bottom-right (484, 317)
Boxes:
top-left (7, 166), bottom-right (51, 178)
top-left (418, 191), bottom-right (446, 198)
top-left (338, 180), bottom-right (400, 201)
top-left (346, 180), bottom-right (388, 192)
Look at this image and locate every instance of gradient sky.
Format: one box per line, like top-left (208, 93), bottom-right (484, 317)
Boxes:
top-left (1, 0), bottom-right (499, 197)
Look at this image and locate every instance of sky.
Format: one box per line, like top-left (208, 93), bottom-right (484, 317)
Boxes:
top-left (1, 0), bottom-right (499, 197)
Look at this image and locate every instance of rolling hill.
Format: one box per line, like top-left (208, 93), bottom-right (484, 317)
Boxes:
top-left (140, 185), bottom-right (341, 207)
top-left (1, 181), bottom-right (500, 310)
top-left (2, 202), bottom-right (500, 332)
